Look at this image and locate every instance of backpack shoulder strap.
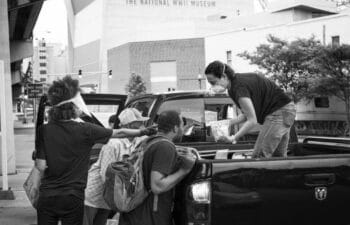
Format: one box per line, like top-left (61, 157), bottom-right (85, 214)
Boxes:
top-left (143, 135), bottom-right (173, 152)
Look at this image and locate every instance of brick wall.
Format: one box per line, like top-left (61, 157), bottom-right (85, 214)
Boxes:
top-left (107, 38), bottom-right (206, 94)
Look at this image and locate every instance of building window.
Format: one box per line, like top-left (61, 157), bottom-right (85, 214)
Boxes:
top-left (226, 50), bottom-right (232, 66)
top-left (314, 97), bottom-right (329, 108)
top-left (40, 70), bottom-right (47, 75)
top-left (40, 42), bottom-right (46, 47)
top-left (39, 56), bottom-right (46, 59)
top-left (332, 36), bottom-right (340, 47)
top-left (39, 50), bottom-right (46, 53)
top-left (39, 63), bottom-right (47, 67)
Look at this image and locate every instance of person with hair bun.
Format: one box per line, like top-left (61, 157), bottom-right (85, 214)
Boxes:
top-left (35, 76), bottom-right (156, 225)
top-left (205, 61), bottom-right (296, 158)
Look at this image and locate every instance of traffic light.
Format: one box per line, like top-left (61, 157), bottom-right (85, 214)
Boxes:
top-left (78, 69), bottom-right (82, 79)
top-left (108, 70), bottom-right (112, 79)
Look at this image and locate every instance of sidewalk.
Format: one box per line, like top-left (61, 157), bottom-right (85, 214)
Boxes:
top-left (0, 172), bottom-right (32, 208)
top-left (13, 120), bottom-right (35, 129)
top-left (0, 172), bottom-right (37, 225)
top-left (0, 123), bottom-right (37, 225)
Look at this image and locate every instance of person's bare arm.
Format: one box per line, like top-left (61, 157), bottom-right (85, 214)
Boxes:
top-left (218, 97), bottom-right (257, 143)
top-left (233, 97), bottom-right (258, 140)
top-left (111, 128), bottom-right (142, 138)
top-left (111, 126), bottom-right (157, 138)
top-left (150, 169), bottom-right (189, 194)
top-left (229, 113), bottom-right (247, 126)
top-left (150, 153), bottom-right (195, 194)
top-left (35, 159), bottom-right (47, 178)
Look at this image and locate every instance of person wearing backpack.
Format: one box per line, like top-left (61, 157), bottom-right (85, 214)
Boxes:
top-left (83, 108), bottom-right (150, 225)
top-left (34, 76), bottom-right (157, 225)
top-left (119, 110), bottom-right (196, 225)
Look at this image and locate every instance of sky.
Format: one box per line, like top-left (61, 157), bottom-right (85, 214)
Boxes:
top-left (33, 0), bottom-right (68, 47)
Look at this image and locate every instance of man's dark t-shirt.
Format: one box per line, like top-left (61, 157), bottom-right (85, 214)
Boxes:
top-left (228, 73), bottom-right (291, 124)
top-left (119, 139), bottom-right (179, 225)
top-left (36, 120), bottom-right (112, 200)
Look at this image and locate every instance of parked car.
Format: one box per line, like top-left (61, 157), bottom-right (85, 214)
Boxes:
top-left (36, 91), bottom-right (350, 225)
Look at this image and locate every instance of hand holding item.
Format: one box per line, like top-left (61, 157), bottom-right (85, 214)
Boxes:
top-left (177, 147), bottom-right (196, 173)
top-left (140, 125), bottom-right (158, 136)
top-left (180, 154), bottom-right (196, 173)
top-left (217, 135), bottom-right (237, 144)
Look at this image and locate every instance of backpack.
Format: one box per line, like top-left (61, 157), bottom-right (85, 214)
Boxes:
top-left (103, 135), bottom-right (171, 212)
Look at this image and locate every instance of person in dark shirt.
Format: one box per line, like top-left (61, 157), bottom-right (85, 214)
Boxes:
top-left (205, 61), bottom-right (296, 158)
top-left (119, 110), bottom-right (196, 225)
top-left (35, 76), bottom-right (156, 225)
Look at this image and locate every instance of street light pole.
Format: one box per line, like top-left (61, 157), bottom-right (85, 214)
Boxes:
top-left (198, 73), bottom-right (203, 90)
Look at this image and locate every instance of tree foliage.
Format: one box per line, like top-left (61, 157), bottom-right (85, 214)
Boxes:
top-left (125, 73), bottom-right (147, 97)
top-left (238, 35), bottom-right (321, 103)
top-left (239, 35), bottom-right (350, 135)
top-left (309, 44), bottom-right (350, 135)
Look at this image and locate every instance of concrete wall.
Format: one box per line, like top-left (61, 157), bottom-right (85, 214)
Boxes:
top-left (71, 0), bottom-right (95, 14)
top-left (107, 43), bottom-right (131, 94)
top-left (293, 8), bottom-right (313, 21)
top-left (68, 0), bottom-right (255, 90)
top-left (73, 39), bottom-right (101, 85)
top-left (0, 0), bottom-right (16, 174)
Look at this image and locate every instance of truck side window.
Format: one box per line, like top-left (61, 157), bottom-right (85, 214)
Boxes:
top-left (157, 99), bottom-right (206, 142)
top-left (128, 98), bottom-right (156, 117)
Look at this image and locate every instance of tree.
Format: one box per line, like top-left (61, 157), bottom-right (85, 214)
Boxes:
top-left (125, 73), bottom-right (147, 97)
top-left (331, 0), bottom-right (350, 7)
top-left (309, 44), bottom-right (350, 136)
top-left (238, 35), bottom-right (321, 103)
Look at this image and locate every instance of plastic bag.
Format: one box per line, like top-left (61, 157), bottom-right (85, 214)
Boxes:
top-left (23, 166), bottom-right (41, 208)
top-left (207, 120), bottom-right (231, 142)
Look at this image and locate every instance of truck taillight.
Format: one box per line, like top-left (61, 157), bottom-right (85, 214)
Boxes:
top-left (190, 181), bottom-right (211, 203)
top-left (187, 181), bottom-right (211, 225)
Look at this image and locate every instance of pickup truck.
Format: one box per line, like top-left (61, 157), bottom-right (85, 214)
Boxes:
top-left (36, 91), bottom-right (350, 225)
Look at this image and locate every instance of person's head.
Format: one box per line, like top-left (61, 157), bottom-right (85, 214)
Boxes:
top-left (47, 76), bottom-right (80, 121)
top-left (108, 114), bottom-right (116, 128)
top-left (118, 108), bottom-right (149, 131)
top-left (157, 110), bottom-right (183, 142)
top-left (205, 61), bottom-right (235, 92)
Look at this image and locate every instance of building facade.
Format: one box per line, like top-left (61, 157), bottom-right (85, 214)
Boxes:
top-left (107, 1), bottom-right (349, 135)
top-left (65, 0), bottom-right (256, 91)
top-left (32, 39), bottom-right (68, 84)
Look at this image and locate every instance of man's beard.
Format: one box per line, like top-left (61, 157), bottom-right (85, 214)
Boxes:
top-left (173, 131), bottom-right (183, 143)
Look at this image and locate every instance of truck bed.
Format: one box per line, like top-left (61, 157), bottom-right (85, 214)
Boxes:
top-left (174, 138), bottom-right (350, 225)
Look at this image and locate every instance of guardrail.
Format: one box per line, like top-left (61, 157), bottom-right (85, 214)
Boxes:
top-left (303, 137), bottom-right (350, 146)
top-left (199, 149), bottom-right (254, 159)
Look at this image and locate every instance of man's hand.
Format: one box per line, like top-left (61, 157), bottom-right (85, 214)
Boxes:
top-left (140, 125), bottom-right (158, 136)
top-left (179, 154), bottom-right (196, 173)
